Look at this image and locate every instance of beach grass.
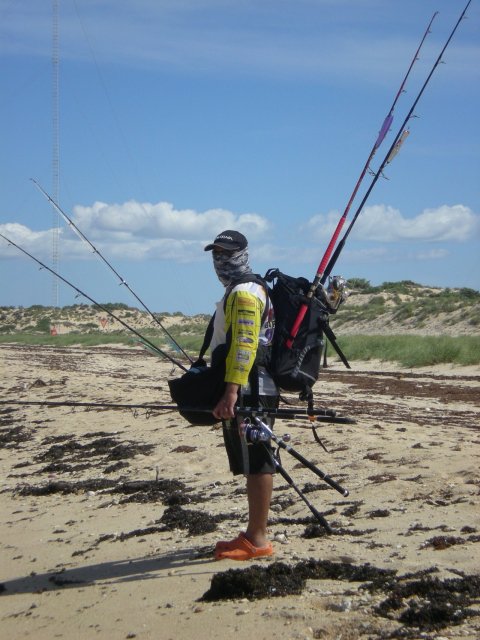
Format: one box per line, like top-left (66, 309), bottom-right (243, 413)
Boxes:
top-left (0, 332), bottom-right (134, 348)
top-left (2, 332), bottom-right (479, 367)
top-left (336, 334), bottom-right (480, 367)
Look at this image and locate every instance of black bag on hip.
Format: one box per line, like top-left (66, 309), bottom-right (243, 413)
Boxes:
top-left (168, 344), bottom-right (227, 426)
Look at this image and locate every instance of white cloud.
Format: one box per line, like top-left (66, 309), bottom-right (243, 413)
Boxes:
top-left (0, 223), bottom-right (55, 260)
top-left (1, 201), bottom-right (270, 263)
top-left (301, 210), bottom-right (343, 240)
top-left (2, 200), bottom-right (476, 272)
top-left (303, 204), bottom-right (479, 243)
top-left (0, 223), bottom-right (46, 244)
top-left (0, 223), bottom-right (90, 261)
top-left (355, 204), bottom-right (479, 242)
top-left (73, 200), bottom-right (269, 240)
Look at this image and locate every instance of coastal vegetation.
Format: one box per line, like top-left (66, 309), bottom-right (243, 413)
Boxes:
top-left (1, 280), bottom-right (479, 367)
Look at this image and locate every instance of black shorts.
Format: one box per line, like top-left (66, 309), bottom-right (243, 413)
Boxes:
top-left (222, 394), bottom-right (279, 476)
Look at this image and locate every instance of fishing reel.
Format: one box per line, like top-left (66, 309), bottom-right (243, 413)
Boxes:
top-left (324, 275), bottom-right (350, 312)
top-left (240, 417), bottom-right (291, 445)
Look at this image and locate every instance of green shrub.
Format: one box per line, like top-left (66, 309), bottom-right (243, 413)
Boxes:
top-left (336, 335), bottom-right (480, 367)
top-left (392, 303), bottom-right (415, 321)
top-left (97, 302), bottom-right (131, 311)
top-left (347, 278), bottom-right (373, 292)
top-left (35, 317), bottom-right (52, 333)
top-left (459, 287), bottom-right (480, 300)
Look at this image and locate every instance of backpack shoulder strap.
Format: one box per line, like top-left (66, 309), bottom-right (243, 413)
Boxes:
top-left (198, 274), bottom-right (270, 366)
top-left (195, 312), bottom-right (215, 365)
top-left (224, 273), bottom-right (270, 324)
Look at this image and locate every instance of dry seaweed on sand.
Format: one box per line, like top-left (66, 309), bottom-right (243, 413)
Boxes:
top-left (302, 523), bottom-right (377, 538)
top-left (16, 478), bottom-right (117, 495)
top-left (200, 562), bottom-right (305, 601)
top-left (373, 573), bottom-right (480, 633)
top-left (159, 504), bottom-right (219, 535)
top-left (14, 476), bottom-right (200, 507)
top-left (200, 559), bottom-right (396, 602)
top-left (35, 434), bottom-right (155, 464)
top-left (201, 560), bottom-right (480, 633)
top-left (0, 418), bottom-right (33, 447)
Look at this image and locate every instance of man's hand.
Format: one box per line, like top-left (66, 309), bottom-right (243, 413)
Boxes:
top-left (213, 382), bottom-right (240, 420)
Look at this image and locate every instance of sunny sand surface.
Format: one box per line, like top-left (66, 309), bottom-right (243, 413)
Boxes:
top-left (1, 344), bottom-right (479, 639)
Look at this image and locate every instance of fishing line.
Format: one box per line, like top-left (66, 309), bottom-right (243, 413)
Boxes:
top-left (31, 178), bottom-right (193, 362)
top-left (71, 0), bottom-right (146, 194)
top-left (0, 231), bottom-right (189, 372)
top-left (0, 399), bottom-right (354, 423)
top-left (69, 0), bottom-right (198, 321)
top-left (317, 12), bottom-right (438, 280)
top-left (286, 3), bottom-right (472, 348)
top-left (321, 0), bottom-right (472, 284)
top-left (286, 11), bottom-right (438, 348)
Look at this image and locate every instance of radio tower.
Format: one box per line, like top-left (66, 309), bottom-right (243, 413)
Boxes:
top-left (51, 0), bottom-right (60, 307)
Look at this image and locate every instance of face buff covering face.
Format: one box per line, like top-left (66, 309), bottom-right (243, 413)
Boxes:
top-left (212, 248), bottom-right (252, 287)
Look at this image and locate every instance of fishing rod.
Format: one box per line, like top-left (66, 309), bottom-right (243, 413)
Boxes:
top-left (31, 178), bottom-right (193, 364)
top-left (0, 396), bottom-right (350, 531)
top-left (243, 415), bottom-right (349, 495)
top-left (242, 415), bottom-right (349, 531)
top-left (285, 6), bottom-right (466, 348)
top-left (0, 232), bottom-right (189, 372)
top-left (313, 13), bottom-right (437, 287)
top-left (0, 399), bottom-right (355, 424)
top-left (285, 12), bottom-right (437, 348)
top-left (321, 0), bottom-right (471, 285)
top-left (271, 453), bottom-right (334, 532)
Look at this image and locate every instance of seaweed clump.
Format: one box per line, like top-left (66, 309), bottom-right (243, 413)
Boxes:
top-left (201, 562), bottom-right (304, 601)
top-left (201, 559), bottom-right (480, 633)
top-left (201, 559), bottom-right (395, 602)
top-left (15, 477), bottom-right (197, 507)
top-left (17, 478), bottom-right (117, 496)
top-left (0, 425), bottom-right (33, 448)
top-left (374, 573), bottom-right (480, 632)
top-left (36, 435), bottom-right (154, 464)
top-left (159, 505), bottom-right (218, 535)
top-left (111, 479), bottom-right (192, 505)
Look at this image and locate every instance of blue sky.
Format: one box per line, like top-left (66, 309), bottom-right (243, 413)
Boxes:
top-left (1, 0), bottom-right (479, 315)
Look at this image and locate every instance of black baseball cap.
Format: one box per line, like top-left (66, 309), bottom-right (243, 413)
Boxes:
top-left (204, 230), bottom-right (248, 252)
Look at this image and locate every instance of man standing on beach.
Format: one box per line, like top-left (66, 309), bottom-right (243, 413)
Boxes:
top-left (204, 230), bottom-right (278, 561)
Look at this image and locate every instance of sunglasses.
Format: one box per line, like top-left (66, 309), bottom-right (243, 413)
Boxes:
top-left (212, 247), bottom-right (236, 255)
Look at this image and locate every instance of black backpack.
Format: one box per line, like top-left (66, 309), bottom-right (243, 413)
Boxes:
top-left (262, 269), bottom-right (349, 401)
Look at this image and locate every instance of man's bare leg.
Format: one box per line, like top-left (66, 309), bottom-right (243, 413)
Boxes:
top-left (244, 473), bottom-right (273, 548)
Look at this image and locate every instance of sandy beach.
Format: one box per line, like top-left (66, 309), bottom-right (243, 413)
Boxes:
top-left (1, 343), bottom-right (479, 639)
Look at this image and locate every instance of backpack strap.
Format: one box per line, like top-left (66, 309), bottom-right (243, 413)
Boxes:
top-left (193, 312), bottom-right (215, 367)
top-left (223, 273), bottom-right (270, 325)
top-left (321, 321), bottom-right (351, 369)
top-left (196, 274), bottom-right (270, 371)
